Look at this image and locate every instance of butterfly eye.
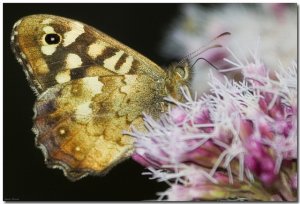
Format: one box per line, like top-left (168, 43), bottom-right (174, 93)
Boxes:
top-left (44, 33), bottom-right (61, 45)
top-left (175, 67), bottom-right (185, 78)
top-left (175, 66), bottom-right (189, 80)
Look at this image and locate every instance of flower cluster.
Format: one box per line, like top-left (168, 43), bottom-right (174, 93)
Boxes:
top-left (129, 53), bottom-right (297, 201)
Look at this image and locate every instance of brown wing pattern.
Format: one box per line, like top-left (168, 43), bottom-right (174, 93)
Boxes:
top-left (11, 14), bottom-right (166, 94)
top-left (34, 74), bottom-right (165, 180)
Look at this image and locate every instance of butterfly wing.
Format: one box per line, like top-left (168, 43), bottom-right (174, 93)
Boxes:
top-left (11, 14), bottom-right (166, 94)
top-left (34, 75), bottom-right (165, 180)
top-left (11, 14), bottom-right (174, 180)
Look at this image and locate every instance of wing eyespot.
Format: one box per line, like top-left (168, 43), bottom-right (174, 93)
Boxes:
top-left (44, 33), bottom-right (61, 45)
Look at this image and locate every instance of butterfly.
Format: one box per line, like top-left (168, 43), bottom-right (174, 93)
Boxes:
top-left (10, 14), bottom-right (191, 181)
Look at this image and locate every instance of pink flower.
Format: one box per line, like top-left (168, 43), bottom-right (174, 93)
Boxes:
top-left (291, 174), bottom-right (297, 190)
top-left (129, 53), bottom-right (297, 201)
top-left (169, 107), bottom-right (187, 125)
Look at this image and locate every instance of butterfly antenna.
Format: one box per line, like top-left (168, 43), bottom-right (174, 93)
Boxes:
top-left (191, 57), bottom-right (222, 70)
top-left (178, 32), bottom-right (231, 66)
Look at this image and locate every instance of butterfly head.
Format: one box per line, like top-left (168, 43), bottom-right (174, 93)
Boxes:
top-left (165, 61), bottom-right (190, 100)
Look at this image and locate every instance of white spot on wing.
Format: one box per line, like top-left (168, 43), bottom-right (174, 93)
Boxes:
top-left (63, 21), bottom-right (84, 47)
top-left (82, 77), bottom-right (103, 95)
top-left (27, 63), bottom-right (33, 73)
top-left (103, 51), bottom-right (124, 72)
top-left (42, 18), bottom-right (53, 24)
top-left (20, 52), bottom-right (27, 59)
top-left (87, 41), bottom-right (108, 59)
top-left (119, 56), bottom-right (133, 74)
top-left (16, 57), bottom-right (22, 63)
top-left (13, 19), bottom-right (22, 29)
top-left (43, 26), bottom-right (55, 34)
top-left (55, 70), bottom-right (71, 83)
top-left (66, 53), bottom-right (82, 69)
top-left (41, 45), bottom-right (57, 55)
top-left (59, 128), bottom-right (66, 135)
top-left (75, 102), bottom-right (92, 121)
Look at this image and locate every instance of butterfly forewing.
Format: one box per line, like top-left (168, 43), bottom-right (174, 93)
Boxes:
top-left (11, 14), bottom-right (166, 93)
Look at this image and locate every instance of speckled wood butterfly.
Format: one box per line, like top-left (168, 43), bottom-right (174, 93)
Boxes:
top-left (11, 14), bottom-right (190, 181)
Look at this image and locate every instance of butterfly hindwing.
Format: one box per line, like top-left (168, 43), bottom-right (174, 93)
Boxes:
top-left (34, 74), bottom-right (165, 180)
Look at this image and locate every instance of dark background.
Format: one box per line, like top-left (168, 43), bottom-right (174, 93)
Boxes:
top-left (3, 3), bottom-right (181, 201)
top-left (3, 3), bottom-right (210, 201)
